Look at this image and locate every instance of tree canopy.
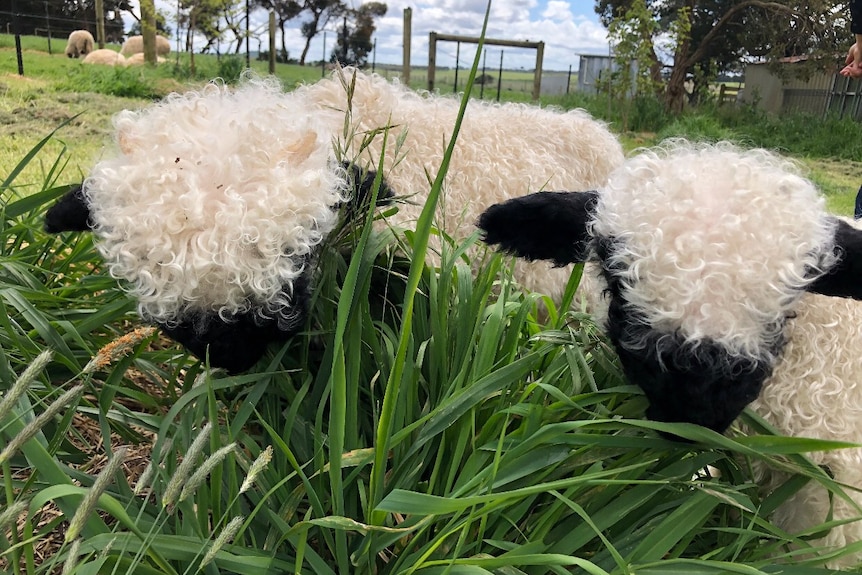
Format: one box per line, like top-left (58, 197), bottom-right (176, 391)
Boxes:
top-left (595, 0), bottom-right (852, 112)
top-left (330, 2), bottom-right (386, 67)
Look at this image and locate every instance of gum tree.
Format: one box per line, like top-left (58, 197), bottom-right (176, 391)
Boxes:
top-left (596, 0), bottom-right (850, 113)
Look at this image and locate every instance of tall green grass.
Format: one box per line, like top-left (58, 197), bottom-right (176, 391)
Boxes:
top-left (2, 139), bottom-right (858, 573)
top-left (1, 32), bottom-right (862, 575)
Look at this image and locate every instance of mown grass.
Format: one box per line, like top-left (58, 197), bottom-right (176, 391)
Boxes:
top-left (1, 30), bottom-right (862, 574)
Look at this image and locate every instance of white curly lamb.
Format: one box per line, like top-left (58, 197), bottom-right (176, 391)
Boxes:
top-left (478, 140), bottom-right (862, 568)
top-left (65, 30), bottom-right (94, 58)
top-left (119, 35), bottom-right (171, 57)
top-left (44, 70), bottom-right (623, 372)
top-left (82, 49), bottom-right (125, 66)
top-left (122, 52), bottom-right (167, 66)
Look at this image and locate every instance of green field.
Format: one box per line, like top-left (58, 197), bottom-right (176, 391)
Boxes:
top-left (2, 32), bottom-right (862, 575)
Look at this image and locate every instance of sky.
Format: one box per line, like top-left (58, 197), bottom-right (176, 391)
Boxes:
top-left (133, 0), bottom-right (610, 72)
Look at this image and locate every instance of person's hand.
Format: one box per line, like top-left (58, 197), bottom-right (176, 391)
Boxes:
top-left (841, 42), bottom-right (862, 78)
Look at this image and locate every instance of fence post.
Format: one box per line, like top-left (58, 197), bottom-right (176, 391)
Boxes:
top-left (12, 0), bottom-right (24, 75)
top-left (480, 48), bottom-right (487, 99)
top-left (496, 49), bottom-right (503, 102)
top-left (269, 11), bottom-right (276, 74)
top-left (402, 7), bottom-right (411, 86)
top-left (44, 1), bottom-right (52, 55)
top-left (532, 41), bottom-right (544, 100)
top-left (428, 32), bottom-right (437, 92)
top-left (453, 41), bottom-right (460, 93)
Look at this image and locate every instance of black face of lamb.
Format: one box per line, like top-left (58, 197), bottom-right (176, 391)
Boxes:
top-left (159, 272), bottom-right (313, 374)
top-left (43, 170), bottom-right (395, 373)
top-left (477, 192), bottom-right (787, 437)
top-left (595, 237), bottom-right (781, 436)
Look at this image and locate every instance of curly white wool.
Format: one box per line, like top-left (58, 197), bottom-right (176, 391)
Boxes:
top-left (82, 49), bottom-right (124, 66)
top-left (83, 69), bottom-right (622, 326)
top-left (590, 140), bottom-right (836, 361)
top-left (750, 288), bottom-right (862, 568)
top-left (119, 35), bottom-right (171, 57)
top-left (298, 68), bottom-right (624, 301)
top-left (85, 78), bottom-right (346, 324)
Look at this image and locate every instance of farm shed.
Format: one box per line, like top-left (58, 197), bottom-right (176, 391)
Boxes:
top-left (742, 58), bottom-right (862, 119)
top-left (577, 53), bottom-right (636, 95)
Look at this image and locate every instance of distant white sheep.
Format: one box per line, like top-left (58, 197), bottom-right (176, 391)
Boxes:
top-left (64, 30), bottom-right (94, 58)
top-left (119, 35), bottom-right (171, 57)
top-left (122, 52), bottom-right (166, 66)
top-left (82, 49), bottom-right (124, 66)
top-left (44, 69), bottom-right (623, 372)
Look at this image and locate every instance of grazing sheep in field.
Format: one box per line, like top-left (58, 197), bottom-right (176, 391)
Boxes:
top-left (122, 52), bottom-right (166, 66)
top-left (119, 35), bottom-right (171, 57)
top-left (477, 140), bottom-right (862, 568)
top-left (44, 69), bottom-right (623, 373)
top-left (82, 49), bottom-right (124, 66)
top-left (65, 30), bottom-right (94, 58)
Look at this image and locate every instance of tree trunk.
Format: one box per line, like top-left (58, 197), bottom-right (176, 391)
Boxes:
top-left (299, 35), bottom-right (313, 65)
top-left (280, 21), bottom-right (288, 61)
top-left (140, 0), bottom-right (156, 64)
top-left (299, 14), bottom-right (321, 65)
top-left (665, 37), bottom-right (690, 114)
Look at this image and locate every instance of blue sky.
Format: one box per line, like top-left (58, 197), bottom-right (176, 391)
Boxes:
top-left (140, 1), bottom-right (610, 71)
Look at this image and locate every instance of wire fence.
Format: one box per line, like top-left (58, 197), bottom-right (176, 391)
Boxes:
top-left (372, 66), bottom-right (576, 99)
top-left (1, 9), bottom-right (126, 55)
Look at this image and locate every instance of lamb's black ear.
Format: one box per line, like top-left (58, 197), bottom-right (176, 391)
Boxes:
top-left (477, 191), bottom-right (599, 266)
top-left (807, 218), bottom-right (862, 300)
top-left (44, 185), bottom-right (93, 233)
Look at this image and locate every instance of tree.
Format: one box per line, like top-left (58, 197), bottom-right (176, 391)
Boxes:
top-left (254, 0), bottom-right (302, 62)
top-left (176, 0), bottom-right (242, 54)
top-left (297, 0), bottom-right (345, 65)
top-left (218, 0), bottom-right (252, 53)
top-left (128, 9), bottom-right (172, 37)
top-left (595, 0), bottom-right (851, 113)
top-left (330, 1), bottom-right (386, 67)
top-left (598, 0), bottom-right (663, 130)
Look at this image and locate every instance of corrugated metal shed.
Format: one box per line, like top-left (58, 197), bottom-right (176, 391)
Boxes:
top-left (577, 54), bottom-right (637, 95)
top-left (742, 59), bottom-right (862, 119)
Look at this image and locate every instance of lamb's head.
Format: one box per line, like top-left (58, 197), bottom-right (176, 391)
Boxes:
top-left (479, 140), bottom-right (862, 434)
top-left (45, 78), bottom-right (391, 373)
